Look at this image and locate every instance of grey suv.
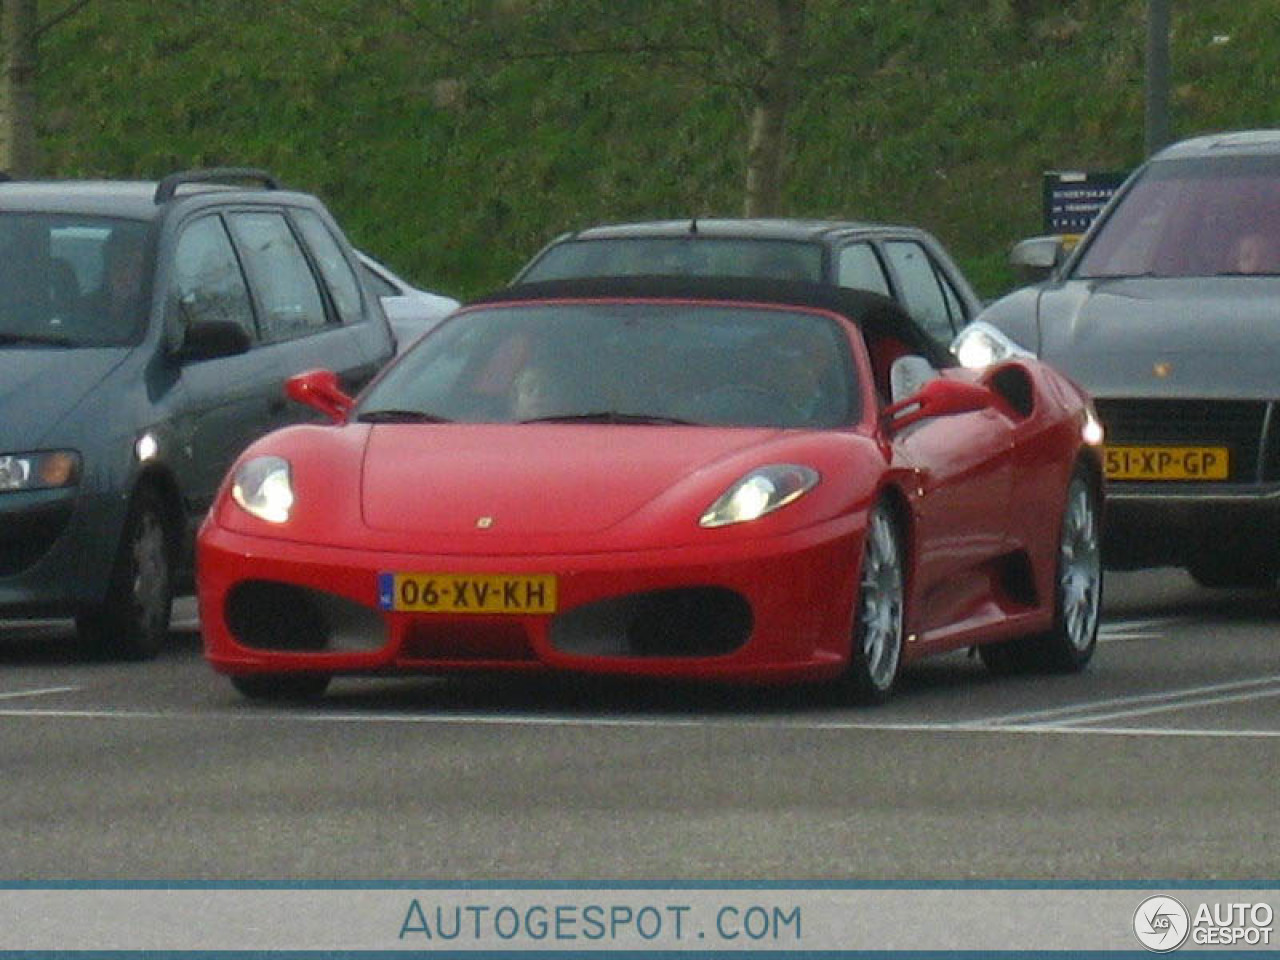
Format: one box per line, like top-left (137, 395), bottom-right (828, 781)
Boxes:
top-left (974, 129), bottom-right (1280, 586)
top-left (0, 168), bottom-right (395, 657)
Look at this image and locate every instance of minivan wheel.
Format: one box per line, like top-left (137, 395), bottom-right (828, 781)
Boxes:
top-left (76, 489), bottom-right (174, 661)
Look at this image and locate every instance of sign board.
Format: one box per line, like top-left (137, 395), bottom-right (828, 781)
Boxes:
top-left (1042, 169), bottom-right (1128, 239)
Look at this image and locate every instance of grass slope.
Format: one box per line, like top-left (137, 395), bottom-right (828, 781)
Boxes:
top-left (36, 0), bottom-right (1280, 300)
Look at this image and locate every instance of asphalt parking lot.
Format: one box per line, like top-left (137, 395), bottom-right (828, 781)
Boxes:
top-left (1, 568), bottom-right (1277, 879)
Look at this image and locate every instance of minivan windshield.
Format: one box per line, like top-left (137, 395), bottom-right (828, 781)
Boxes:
top-left (0, 214), bottom-right (150, 348)
top-left (1075, 155), bottom-right (1280, 279)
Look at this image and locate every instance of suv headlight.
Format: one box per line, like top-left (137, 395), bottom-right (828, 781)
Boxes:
top-left (700, 465), bottom-right (819, 528)
top-left (0, 451), bottom-right (81, 492)
top-left (231, 456), bottom-right (294, 524)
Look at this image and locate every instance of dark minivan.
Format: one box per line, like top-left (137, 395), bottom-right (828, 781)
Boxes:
top-left (0, 168), bottom-right (395, 657)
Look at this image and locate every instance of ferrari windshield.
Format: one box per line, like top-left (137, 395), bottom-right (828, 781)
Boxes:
top-left (521, 237), bottom-right (823, 283)
top-left (0, 214), bottom-right (150, 347)
top-left (1075, 155), bottom-right (1280, 279)
top-left (359, 302), bottom-right (858, 429)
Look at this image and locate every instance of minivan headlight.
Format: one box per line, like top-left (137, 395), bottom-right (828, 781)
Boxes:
top-left (231, 456), bottom-right (294, 524)
top-left (0, 450), bottom-right (81, 492)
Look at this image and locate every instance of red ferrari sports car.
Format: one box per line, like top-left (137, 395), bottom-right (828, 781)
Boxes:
top-left (198, 276), bottom-right (1105, 703)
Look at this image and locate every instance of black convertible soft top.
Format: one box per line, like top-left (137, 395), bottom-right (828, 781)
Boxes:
top-left (470, 274), bottom-right (956, 369)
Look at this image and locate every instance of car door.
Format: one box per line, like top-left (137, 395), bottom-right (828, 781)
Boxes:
top-left (224, 208), bottom-right (389, 422)
top-left (290, 208), bottom-right (395, 380)
top-left (162, 212), bottom-right (285, 530)
top-left (881, 239), bottom-right (971, 347)
top-left (884, 363), bottom-right (1015, 640)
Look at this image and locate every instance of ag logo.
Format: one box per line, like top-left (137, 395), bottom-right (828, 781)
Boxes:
top-left (1134, 895), bottom-right (1190, 952)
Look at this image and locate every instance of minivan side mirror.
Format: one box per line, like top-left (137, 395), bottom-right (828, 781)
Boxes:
top-left (882, 377), bottom-right (994, 434)
top-left (286, 369), bottom-right (352, 424)
top-left (176, 320), bottom-right (252, 363)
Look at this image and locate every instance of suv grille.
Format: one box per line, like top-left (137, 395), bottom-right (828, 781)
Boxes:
top-left (1094, 398), bottom-right (1279, 483)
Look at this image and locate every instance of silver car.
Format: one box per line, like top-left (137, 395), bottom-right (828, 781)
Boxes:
top-left (357, 251), bottom-right (458, 353)
top-left (973, 129), bottom-right (1280, 587)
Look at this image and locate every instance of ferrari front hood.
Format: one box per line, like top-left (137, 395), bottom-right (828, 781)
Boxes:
top-left (360, 423), bottom-right (775, 536)
top-left (1036, 276), bottom-right (1280, 398)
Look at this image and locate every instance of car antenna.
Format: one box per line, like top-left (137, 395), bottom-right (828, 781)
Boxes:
top-left (688, 218), bottom-right (698, 235)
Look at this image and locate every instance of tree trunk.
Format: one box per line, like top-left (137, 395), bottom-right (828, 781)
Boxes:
top-left (742, 0), bottom-right (805, 217)
top-left (0, 0), bottom-right (40, 176)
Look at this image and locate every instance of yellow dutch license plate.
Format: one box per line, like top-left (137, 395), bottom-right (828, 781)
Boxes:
top-left (1104, 445), bottom-right (1229, 481)
top-left (378, 573), bottom-right (557, 614)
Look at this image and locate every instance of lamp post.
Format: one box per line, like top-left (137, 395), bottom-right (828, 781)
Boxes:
top-left (1145, 0), bottom-right (1171, 156)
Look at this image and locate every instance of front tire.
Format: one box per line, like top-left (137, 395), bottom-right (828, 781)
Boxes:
top-left (843, 501), bottom-right (906, 704)
top-left (76, 489), bottom-right (174, 661)
top-left (980, 469), bottom-right (1101, 674)
top-left (230, 675), bottom-right (331, 702)
top-left (1187, 554), bottom-right (1277, 589)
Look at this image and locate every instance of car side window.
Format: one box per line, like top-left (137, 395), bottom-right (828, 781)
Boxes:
top-left (227, 211), bottom-right (329, 341)
top-left (168, 215), bottom-right (258, 342)
top-left (836, 242), bottom-right (892, 296)
top-left (937, 269), bottom-right (968, 325)
top-left (292, 208), bottom-right (365, 325)
top-left (884, 240), bottom-right (957, 343)
top-left (361, 263), bottom-right (398, 298)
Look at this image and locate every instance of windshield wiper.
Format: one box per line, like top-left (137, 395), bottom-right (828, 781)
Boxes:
top-left (0, 331), bottom-right (75, 348)
top-left (520, 411), bottom-right (700, 426)
top-left (356, 409), bottom-right (452, 424)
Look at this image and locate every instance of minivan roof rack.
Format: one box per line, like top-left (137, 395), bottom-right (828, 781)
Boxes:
top-left (154, 167), bottom-right (280, 204)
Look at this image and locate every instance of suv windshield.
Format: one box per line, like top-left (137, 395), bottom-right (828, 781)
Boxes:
top-left (522, 237), bottom-right (823, 283)
top-left (0, 214), bottom-right (150, 347)
top-left (1075, 155), bottom-right (1280, 279)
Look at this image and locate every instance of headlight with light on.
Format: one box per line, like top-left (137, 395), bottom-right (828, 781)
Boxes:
top-left (1082, 406), bottom-right (1105, 446)
top-left (231, 456), bottom-right (294, 524)
top-left (700, 464), bottom-right (819, 528)
top-left (951, 321), bottom-right (1034, 370)
top-left (0, 450), bottom-right (81, 493)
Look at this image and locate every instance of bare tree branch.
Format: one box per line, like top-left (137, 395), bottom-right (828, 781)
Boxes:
top-left (33, 0), bottom-right (94, 41)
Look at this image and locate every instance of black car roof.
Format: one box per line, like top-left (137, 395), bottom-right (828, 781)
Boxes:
top-left (470, 275), bottom-right (954, 367)
top-left (551, 217), bottom-right (927, 243)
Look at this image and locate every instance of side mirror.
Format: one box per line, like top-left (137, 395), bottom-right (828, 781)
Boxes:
top-left (882, 376), bottom-right (993, 433)
top-left (286, 369), bottom-right (353, 424)
top-left (176, 320), bottom-right (251, 363)
top-left (1009, 235), bottom-right (1065, 281)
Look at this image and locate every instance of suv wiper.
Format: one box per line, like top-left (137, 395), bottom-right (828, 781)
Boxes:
top-left (520, 411), bottom-right (699, 426)
top-left (0, 331), bottom-right (75, 348)
top-left (356, 409), bottom-right (452, 424)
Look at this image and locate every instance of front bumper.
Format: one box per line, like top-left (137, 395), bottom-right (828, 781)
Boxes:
top-left (0, 486), bottom-right (126, 616)
top-left (198, 518), bottom-right (864, 684)
top-left (1103, 483), bottom-right (1280, 567)
top-left (1094, 395), bottom-right (1280, 567)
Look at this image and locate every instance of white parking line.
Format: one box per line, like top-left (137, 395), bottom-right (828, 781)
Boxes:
top-left (0, 685), bottom-right (80, 702)
top-left (1, 703), bottom-right (1277, 739)
top-left (1097, 617), bottom-right (1180, 642)
top-left (972, 675), bottom-right (1280, 728)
